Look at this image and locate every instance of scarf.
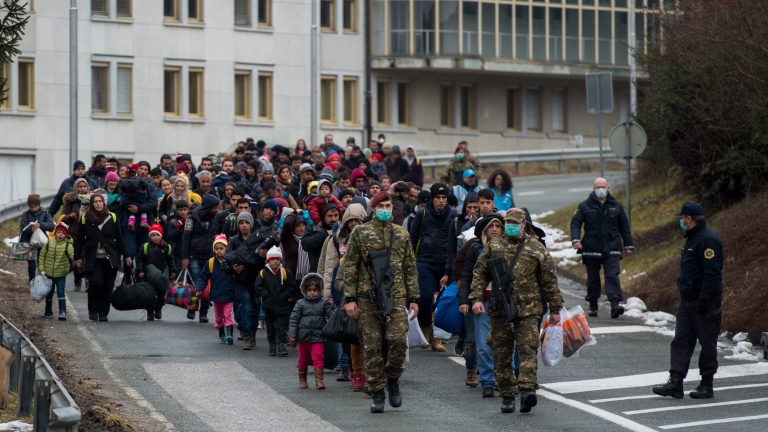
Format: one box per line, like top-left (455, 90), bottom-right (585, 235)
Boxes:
top-left (403, 145), bottom-right (416, 165)
top-left (89, 164), bottom-right (108, 177)
top-left (295, 234), bottom-right (310, 280)
top-left (77, 193), bottom-right (91, 204)
top-left (105, 189), bottom-right (120, 204)
top-left (171, 178), bottom-right (189, 207)
top-left (84, 193), bottom-right (110, 224)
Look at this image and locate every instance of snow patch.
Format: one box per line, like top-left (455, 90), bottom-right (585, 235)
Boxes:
top-left (536, 221), bottom-right (579, 265)
top-left (621, 297), bottom-right (647, 312)
top-left (557, 258), bottom-right (579, 267)
top-left (0, 421), bottom-right (33, 431)
top-left (530, 211), bottom-right (554, 221)
top-left (631, 272), bottom-right (647, 279)
top-left (733, 341), bottom-right (753, 354)
top-left (3, 236), bottom-right (19, 248)
top-left (623, 309), bottom-right (645, 318)
top-left (642, 311), bottom-right (676, 327)
top-left (724, 352), bottom-right (762, 362)
top-left (654, 329), bottom-right (676, 337)
top-left (0, 268), bottom-right (15, 276)
top-left (732, 332), bottom-right (749, 343)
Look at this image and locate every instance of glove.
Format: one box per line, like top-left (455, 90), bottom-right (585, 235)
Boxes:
top-left (696, 299), bottom-right (709, 316)
top-left (176, 220), bottom-right (184, 230)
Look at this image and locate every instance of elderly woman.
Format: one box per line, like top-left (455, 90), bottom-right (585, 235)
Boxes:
top-left (74, 191), bottom-right (131, 322)
top-left (158, 177), bottom-right (201, 223)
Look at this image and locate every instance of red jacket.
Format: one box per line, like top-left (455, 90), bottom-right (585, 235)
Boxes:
top-left (306, 194), bottom-right (344, 225)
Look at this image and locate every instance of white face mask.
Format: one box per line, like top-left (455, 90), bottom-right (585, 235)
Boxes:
top-left (595, 188), bottom-right (608, 199)
top-left (378, 138), bottom-right (384, 144)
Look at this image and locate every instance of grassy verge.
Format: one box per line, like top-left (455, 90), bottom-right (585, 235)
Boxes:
top-left (0, 392), bottom-right (33, 424)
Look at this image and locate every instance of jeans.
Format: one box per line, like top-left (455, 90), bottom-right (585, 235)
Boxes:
top-left (338, 345), bottom-right (350, 369)
top-left (259, 304), bottom-right (265, 323)
top-left (463, 312), bottom-right (477, 371)
top-left (416, 261), bottom-right (445, 327)
top-left (235, 282), bottom-right (259, 337)
top-left (27, 260), bottom-right (36, 282)
top-left (264, 311), bottom-right (289, 345)
top-left (187, 256), bottom-right (210, 315)
top-left (473, 301), bottom-right (496, 389)
top-left (122, 227), bottom-right (149, 260)
top-left (86, 258), bottom-right (119, 316)
top-left (45, 277), bottom-right (67, 300)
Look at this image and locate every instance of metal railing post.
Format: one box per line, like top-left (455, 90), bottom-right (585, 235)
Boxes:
top-left (34, 379), bottom-right (51, 432)
top-left (8, 336), bottom-right (20, 392)
top-left (558, 160), bottom-right (563, 172)
top-left (18, 355), bottom-right (35, 416)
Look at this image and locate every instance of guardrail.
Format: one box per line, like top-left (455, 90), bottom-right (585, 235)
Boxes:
top-left (1, 313), bottom-right (81, 431)
top-left (0, 193), bottom-right (56, 227)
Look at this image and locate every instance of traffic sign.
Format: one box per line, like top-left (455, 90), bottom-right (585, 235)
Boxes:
top-left (609, 122), bottom-right (647, 158)
top-left (586, 73), bottom-right (614, 114)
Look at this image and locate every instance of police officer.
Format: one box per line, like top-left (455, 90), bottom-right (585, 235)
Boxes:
top-left (470, 208), bottom-right (563, 414)
top-left (343, 191), bottom-right (420, 413)
top-left (653, 202), bottom-right (723, 400)
top-left (570, 177), bottom-right (634, 318)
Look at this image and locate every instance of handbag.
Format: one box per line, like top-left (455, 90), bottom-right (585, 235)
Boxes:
top-left (433, 282), bottom-right (464, 335)
top-left (165, 269), bottom-right (199, 311)
top-left (112, 271), bottom-right (157, 311)
top-left (320, 306), bottom-right (360, 344)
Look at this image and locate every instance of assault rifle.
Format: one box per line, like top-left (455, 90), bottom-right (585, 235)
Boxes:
top-left (366, 228), bottom-right (395, 317)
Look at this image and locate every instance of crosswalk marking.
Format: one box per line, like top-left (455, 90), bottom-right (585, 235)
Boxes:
top-left (589, 383), bottom-right (768, 403)
top-left (659, 414), bottom-right (768, 430)
top-left (538, 390), bottom-right (657, 432)
top-left (590, 326), bottom-right (658, 335)
top-left (623, 397), bottom-right (768, 415)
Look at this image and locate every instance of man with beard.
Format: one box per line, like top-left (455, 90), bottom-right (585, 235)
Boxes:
top-left (86, 154), bottom-right (108, 188)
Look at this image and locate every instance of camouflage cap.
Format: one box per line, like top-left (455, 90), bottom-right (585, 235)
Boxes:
top-left (504, 208), bottom-right (526, 224)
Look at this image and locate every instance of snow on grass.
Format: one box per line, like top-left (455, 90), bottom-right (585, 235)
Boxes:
top-left (530, 211), bottom-right (554, 221)
top-left (724, 351), bottom-right (762, 361)
top-left (631, 272), bottom-right (647, 279)
top-left (535, 220), bottom-right (579, 265)
top-left (732, 332), bottom-right (749, 343)
top-left (0, 421), bottom-right (33, 431)
top-left (643, 311), bottom-right (677, 327)
top-left (621, 297), bottom-right (647, 312)
top-left (0, 268), bottom-right (16, 276)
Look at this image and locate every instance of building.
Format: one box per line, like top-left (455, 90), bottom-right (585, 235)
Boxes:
top-left (0, 0), bottom-right (675, 200)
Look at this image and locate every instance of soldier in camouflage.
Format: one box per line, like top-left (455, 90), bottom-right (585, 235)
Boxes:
top-left (469, 208), bottom-right (563, 414)
top-left (343, 191), bottom-right (420, 413)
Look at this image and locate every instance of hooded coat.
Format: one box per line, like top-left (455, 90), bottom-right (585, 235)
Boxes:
top-left (404, 145), bottom-right (424, 186)
top-left (61, 178), bottom-right (91, 239)
top-left (49, 174), bottom-right (98, 215)
top-left (456, 213), bottom-right (504, 305)
top-left (349, 168), bottom-right (369, 195)
top-left (288, 273), bottom-right (333, 342)
top-left (317, 203), bottom-right (366, 299)
top-left (280, 212), bottom-right (306, 277)
top-left (305, 178), bottom-right (344, 225)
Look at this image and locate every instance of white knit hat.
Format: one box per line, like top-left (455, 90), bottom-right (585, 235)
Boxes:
top-left (266, 246), bottom-right (283, 262)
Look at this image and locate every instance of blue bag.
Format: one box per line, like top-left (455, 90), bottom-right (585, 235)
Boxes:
top-left (433, 282), bottom-right (464, 335)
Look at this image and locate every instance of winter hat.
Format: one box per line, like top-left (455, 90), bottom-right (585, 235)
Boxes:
top-left (321, 202), bottom-right (338, 219)
top-left (430, 183), bottom-right (449, 198)
top-left (148, 224), bottom-right (163, 237)
top-left (307, 180), bottom-right (318, 194)
top-left (392, 145), bottom-right (401, 155)
top-left (273, 198), bottom-right (288, 215)
top-left (73, 160), bottom-right (85, 171)
top-left (370, 191), bottom-right (391, 209)
top-left (382, 142), bottom-right (393, 150)
top-left (280, 207), bottom-right (295, 220)
top-left (299, 163), bottom-right (314, 175)
top-left (324, 162), bottom-right (337, 173)
top-left (138, 160), bottom-right (151, 169)
top-left (337, 189), bottom-right (355, 202)
top-left (367, 181), bottom-right (383, 194)
top-left (175, 199), bottom-right (189, 209)
top-left (175, 163), bottom-right (190, 175)
top-left (417, 190), bottom-right (431, 205)
top-left (266, 246), bottom-right (283, 262)
top-left (363, 148), bottom-right (372, 158)
top-left (351, 196), bottom-right (368, 209)
top-left (447, 194), bottom-right (459, 207)
top-left (327, 150), bottom-right (337, 156)
top-left (372, 153), bottom-right (383, 162)
top-left (105, 171), bottom-right (119, 183)
top-left (27, 194), bottom-right (41, 207)
top-left (212, 233), bottom-right (228, 250)
top-left (126, 163), bottom-right (139, 178)
top-left (237, 211), bottom-right (254, 226)
top-left (262, 164), bottom-right (274, 175)
top-left (54, 222), bottom-right (69, 236)
top-left (328, 153), bottom-right (342, 162)
top-left (180, 154), bottom-right (192, 163)
top-left (262, 199), bottom-right (279, 213)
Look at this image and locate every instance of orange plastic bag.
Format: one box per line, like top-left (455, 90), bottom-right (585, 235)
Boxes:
top-left (559, 305), bottom-right (596, 358)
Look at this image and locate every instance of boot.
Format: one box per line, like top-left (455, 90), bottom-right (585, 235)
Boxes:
top-left (482, 387), bottom-right (495, 398)
top-left (146, 309), bottom-right (155, 321)
top-left (242, 335), bottom-right (255, 350)
top-left (199, 313), bottom-right (209, 323)
top-left (154, 307), bottom-right (162, 320)
top-left (337, 367), bottom-right (350, 381)
top-left (689, 375), bottom-right (714, 399)
top-left (419, 327), bottom-right (431, 349)
top-left (351, 374), bottom-right (365, 392)
top-left (588, 301), bottom-right (598, 317)
top-left (226, 325), bottom-right (234, 345)
top-left (98, 314), bottom-right (109, 322)
top-left (430, 327), bottom-right (446, 352)
top-left (88, 312), bottom-right (98, 321)
top-left (218, 328), bottom-right (226, 344)
top-left (652, 372), bottom-right (684, 399)
top-left (466, 371), bottom-right (479, 387)
top-left (187, 310), bottom-right (196, 320)
top-left (519, 390), bottom-right (537, 413)
top-left (501, 396), bottom-right (515, 413)
top-left (269, 344), bottom-right (277, 356)
top-left (370, 389), bottom-right (386, 413)
top-left (74, 280), bottom-right (82, 292)
top-left (44, 299), bottom-right (54, 319)
top-left (298, 370), bottom-right (309, 389)
top-left (610, 299), bottom-right (625, 319)
top-left (277, 343), bottom-right (288, 357)
top-left (386, 377), bottom-right (402, 408)
top-left (314, 369), bottom-right (326, 389)
top-left (58, 299), bottom-right (67, 321)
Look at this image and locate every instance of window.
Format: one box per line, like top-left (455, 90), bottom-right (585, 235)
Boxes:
top-left (439, 1), bottom-right (459, 55)
top-left (188, 0), bottom-right (204, 23)
top-left (582, 9), bottom-right (595, 63)
top-left (117, 64), bottom-right (132, 114)
top-left (440, 84), bottom-right (454, 128)
top-left (515, 5), bottom-right (529, 60)
top-left (258, 0), bottom-right (271, 26)
top-left (459, 84), bottom-right (475, 129)
top-left (321, 0), bottom-right (335, 31)
top-left (614, 11), bottom-right (628, 65)
top-left (565, 8), bottom-right (579, 62)
top-left (116, 0), bottom-right (131, 18)
top-left (372, 1), bottom-right (385, 55)
top-left (165, 0), bottom-right (203, 24)
top-left (343, 0), bottom-right (356, 32)
top-left (320, 75), bottom-right (336, 123)
top-left (235, 0), bottom-right (270, 28)
top-left (164, 66), bottom-right (181, 116)
top-left (17, 59), bottom-right (34, 110)
top-left (376, 80), bottom-right (390, 126)
top-left (598, 10), bottom-right (611, 64)
top-left (188, 68), bottom-right (204, 117)
top-left (1, 58), bottom-right (36, 112)
top-left (0, 62), bottom-right (9, 110)
top-left (343, 77), bottom-right (358, 125)
top-left (258, 71), bottom-right (273, 121)
top-left (552, 88), bottom-right (566, 132)
top-left (234, 0), bottom-right (251, 26)
top-left (532, 6), bottom-right (545, 61)
top-left (549, 8), bottom-right (563, 61)
top-left (498, 4), bottom-right (512, 58)
top-left (91, 63), bottom-right (109, 113)
top-left (526, 88), bottom-right (540, 132)
top-left (506, 88), bottom-right (518, 130)
top-left (92, 0), bottom-right (108, 16)
top-left (397, 81), bottom-right (411, 126)
top-left (414, 1), bottom-right (435, 55)
top-left (390, 1), bottom-right (409, 55)
top-left (164, 0), bottom-right (180, 20)
top-left (234, 70), bottom-right (251, 119)
top-left (92, 0), bottom-right (132, 19)
top-left (481, 3), bottom-right (495, 57)
top-left (462, 2), bottom-right (478, 55)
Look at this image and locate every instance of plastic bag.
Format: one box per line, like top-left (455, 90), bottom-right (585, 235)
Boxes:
top-left (540, 322), bottom-right (564, 366)
top-left (406, 310), bottom-right (427, 362)
top-left (561, 305), bottom-right (596, 358)
top-left (433, 326), bottom-right (452, 340)
top-left (29, 274), bottom-right (52, 303)
top-left (29, 226), bottom-right (48, 246)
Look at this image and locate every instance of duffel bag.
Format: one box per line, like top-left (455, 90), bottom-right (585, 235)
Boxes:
top-left (112, 272), bottom-right (157, 311)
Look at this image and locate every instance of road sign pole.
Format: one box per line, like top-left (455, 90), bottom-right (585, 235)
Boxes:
top-left (597, 84), bottom-right (604, 178)
top-left (625, 120), bottom-right (632, 228)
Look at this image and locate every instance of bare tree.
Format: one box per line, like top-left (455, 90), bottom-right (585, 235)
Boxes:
top-left (0, 0), bottom-right (30, 105)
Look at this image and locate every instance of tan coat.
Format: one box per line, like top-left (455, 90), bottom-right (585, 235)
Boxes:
top-left (318, 203), bottom-right (367, 299)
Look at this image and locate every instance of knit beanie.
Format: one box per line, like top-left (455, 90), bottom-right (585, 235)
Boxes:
top-left (54, 222), bottom-right (69, 236)
top-left (212, 233), bottom-right (228, 250)
top-left (363, 148), bottom-right (372, 158)
top-left (105, 172), bottom-right (119, 183)
top-left (266, 246), bottom-right (283, 262)
top-left (299, 163), bottom-right (314, 175)
top-left (370, 191), bottom-right (391, 209)
top-left (447, 194), bottom-right (459, 207)
top-left (175, 163), bottom-right (190, 174)
top-left (417, 190), bottom-right (431, 205)
top-left (73, 160), bottom-right (85, 171)
top-left (27, 194), bottom-right (41, 207)
top-left (262, 199), bottom-right (278, 213)
top-left (148, 224), bottom-right (163, 237)
top-left (262, 164), bottom-right (274, 175)
top-left (430, 183), bottom-right (449, 198)
top-left (320, 202), bottom-right (338, 219)
top-left (337, 189), bottom-right (355, 203)
top-left (237, 211), bottom-right (254, 226)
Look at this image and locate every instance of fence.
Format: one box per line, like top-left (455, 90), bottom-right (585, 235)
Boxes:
top-left (1, 312), bottom-right (81, 431)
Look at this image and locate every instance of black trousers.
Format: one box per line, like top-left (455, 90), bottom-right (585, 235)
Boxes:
top-left (86, 258), bottom-right (119, 316)
top-left (670, 295), bottom-right (721, 379)
top-left (584, 256), bottom-right (623, 302)
top-left (264, 311), bottom-right (289, 345)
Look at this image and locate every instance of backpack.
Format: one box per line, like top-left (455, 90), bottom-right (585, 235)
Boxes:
top-left (259, 267), bottom-right (288, 282)
top-left (80, 213), bottom-right (117, 224)
top-left (143, 242), bottom-right (172, 257)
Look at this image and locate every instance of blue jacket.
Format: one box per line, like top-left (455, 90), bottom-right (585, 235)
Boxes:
top-left (492, 188), bottom-right (514, 212)
top-left (196, 256), bottom-right (236, 303)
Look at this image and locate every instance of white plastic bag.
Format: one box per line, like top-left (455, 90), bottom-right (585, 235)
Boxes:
top-left (433, 327), bottom-right (451, 340)
top-left (29, 226), bottom-right (48, 246)
top-left (29, 274), bottom-right (52, 303)
top-left (540, 322), bottom-right (564, 366)
top-left (406, 310), bottom-right (428, 363)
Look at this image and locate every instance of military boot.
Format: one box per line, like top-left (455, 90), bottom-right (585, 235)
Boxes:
top-left (386, 377), bottom-right (402, 407)
top-left (314, 369), bottom-right (326, 389)
top-left (269, 344), bottom-right (277, 356)
top-left (588, 301), bottom-right (598, 317)
top-left (242, 336), bottom-right (255, 350)
top-left (370, 389), bottom-right (386, 413)
top-left (58, 299), bottom-right (67, 321)
top-left (500, 396), bottom-right (515, 413)
top-left (277, 343), bottom-right (289, 357)
top-left (466, 371), bottom-right (479, 387)
top-left (689, 375), bottom-right (714, 399)
top-left (652, 372), bottom-right (684, 399)
top-left (519, 391), bottom-right (537, 413)
top-left (610, 299), bottom-right (625, 319)
top-left (298, 370), bottom-right (309, 389)
top-left (430, 327), bottom-right (446, 352)
top-left (419, 327), bottom-right (431, 349)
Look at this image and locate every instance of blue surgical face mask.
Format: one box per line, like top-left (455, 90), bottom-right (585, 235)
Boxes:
top-left (679, 220), bottom-right (687, 231)
top-left (595, 188), bottom-right (608, 199)
top-left (376, 210), bottom-right (392, 222)
top-left (456, 153), bottom-right (465, 160)
top-left (505, 224), bottom-right (521, 237)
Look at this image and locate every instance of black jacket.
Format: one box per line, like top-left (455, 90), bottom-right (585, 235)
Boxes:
top-left (136, 241), bottom-right (177, 275)
top-left (677, 221), bottom-right (723, 303)
top-left (163, 210), bottom-right (185, 257)
top-left (254, 265), bottom-right (297, 314)
top-left (570, 192), bottom-right (634, 258)
top-left (49, 174), bottom-right (98, 215)
top-left (74, 213), bottom-right (129, 272)
top-left (181, 195), bottom-right (220, 259)
top-left (223, 233), bottom-right (262, 284)
top-left (300, 225), bottom-right (329, 273)
top-left (409, 202), bottom-right (457, 265)
top-left (20, 208), bottom-right (55, 242)
top-left (458, 239), bottom-right (483, 306)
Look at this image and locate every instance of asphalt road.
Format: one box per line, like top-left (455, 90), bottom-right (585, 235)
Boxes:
top-left (511, 171), bottom-right (627, 215)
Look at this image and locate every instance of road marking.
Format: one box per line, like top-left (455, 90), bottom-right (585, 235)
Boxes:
top-left (659, 414), bottom-right (768, 430)
top-left (67, 299), bottom-right (175, 431)
top-left (623, 397), bottom-right (768, 415)
top-left (517, 191), bottom-right (545, 196)
top-left (590, 326), bottom-right (657, 335)
top-left (590, 383), bottom-right (768, 403)
top-left (538, 390), bottom-right (657, 432)
top-left (542, 362), bottom-right (768, 394)
top-left (144, 361), bottom-right (342, 432)
top-left (449, 357), bottom-right (465, 366)
top-left (569, 188), bottom-right (594, 192)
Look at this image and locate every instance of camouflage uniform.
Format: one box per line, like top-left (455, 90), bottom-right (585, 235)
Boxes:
top-left (440, 157), bottom-right (477, 186)
top-left (469, 208), bottom-right (563, 398)
top-left (343, 218), bottom-right (420, 395)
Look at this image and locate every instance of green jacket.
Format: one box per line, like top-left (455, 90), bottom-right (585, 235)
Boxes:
top-left (38, 236), bottom-right (74, 278)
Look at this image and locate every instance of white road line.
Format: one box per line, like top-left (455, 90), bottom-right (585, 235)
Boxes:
top-left (590, 326), bottom-right (657, 335)
top-left (517, 191), bottom-right (545, 196)
top-left (542, 362), bottom-right (768, 394)
top-left (659, 414), bottom-right (768, 430)
top-left (538, 390), bottom-right (657, 432)
top-left (623, 397), bottom-right (768, 415)
top-left (449, 356), bottom-right (465, 366)
top-left (590, 383), bottom-right (768, 403)
top-left (569, 188), bottom-right (594, 192)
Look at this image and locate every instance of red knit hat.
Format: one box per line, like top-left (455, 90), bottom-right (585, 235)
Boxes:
top-left (370, 191), bottom-right (391, 209)
top-left (54, 222), bottom-right (69, 236)
top-left (372, 153), bottom-right (383, 162)
top-left (324, 162), bottom-right (336, 172)
top-left (148, 224), bottom-right (163, 237)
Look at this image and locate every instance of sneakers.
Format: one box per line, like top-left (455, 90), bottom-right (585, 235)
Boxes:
top-left (454, 338), bottom-right (465, 356)
top-left (482, 387), bottom-right (495, 398)
top-left (501, 396), bottom-right (515, 413)
top-left (199, 313), bottom-right (209, 323)
top-left (226, 325), bottom-right (234, 345)
top-left (269, 344), bottom-right (277, 356)
top-left (386, 377), bottom-right (402, 407)
top-left (218, 328), bottom-right (226, 344)
top-left (337, 367), bottom-right (350, 381)
top-left (519, 391), bottom-right (537, 413)
top-left (351, 374), bottom-right (365, 392)
top-left (653, 372), bottom-right (684, 399)
top-left (277, 343), bottom-right (288, 357)
top-left (610, 299), bottom-right (625, 319)
top-left (588, 301), bottom-right (598, 317)
top-left (242, 336), bottom-right (255, 350)
top-left (257, 322), bottom-right (265, 329)
top-left (370, 389), bottom-right (386, 413)
top-left (465, 371), bottom-right (479, 388)
top-left (187, 310), bottom-right (196, 320)
top-left (690, 376), bottom-right (714, 399)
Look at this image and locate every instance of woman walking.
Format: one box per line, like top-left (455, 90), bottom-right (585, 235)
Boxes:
top-left (486, 169), bottom-right (514, 212)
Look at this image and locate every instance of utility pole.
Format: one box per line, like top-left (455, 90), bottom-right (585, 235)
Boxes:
top-left (69, 0), bottom-right (78, 168)
top-left (310, 0), bottom-right (318, 148)
top-left (629, 0), bottom-right (637, 116)
top-left (364, 0), bottom-right (372, 146)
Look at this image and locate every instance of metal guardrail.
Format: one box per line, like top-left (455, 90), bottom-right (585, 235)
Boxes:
top-left (420, 147), bottom-right (619, 168)
top-left (0, 193), bottom-right (56, 227)
top-left (1, 313), bottom-right (80, 431)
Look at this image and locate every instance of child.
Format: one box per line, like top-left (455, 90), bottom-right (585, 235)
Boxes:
top-left (163, 199), bottom-right (189, 272)
top-left (305, 179), bottom-right (344, 225)
top-left (289, 273), bottom-right (333, 389)
top-left (19, 194), bottom-right (55, 281)
top-left (119, 163), bottom-right (151, 231)
top-left (37, 222), bottom-right (74, 320)
top-left (254, 246), bottom-right (297, 357)
top-left (197, 234), bottom-right (236, 344)
top-left (136, 224), bottom-right (177, 321)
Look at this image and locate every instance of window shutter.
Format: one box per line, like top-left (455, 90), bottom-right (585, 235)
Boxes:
top-left (235, 0), bottom-right (251, 26)
top-left (117, 66), bottom-right (132, 114)
top-left (526, 89), bottom-right (539, 131)
top-left (116, 0), bottom-right (131, 17)
top-left (552, 90), bottom-right (564, 132)
top-left (91, 0), bottom-right (107, 16)
top-left (92, 66), bottom-right (108, 112)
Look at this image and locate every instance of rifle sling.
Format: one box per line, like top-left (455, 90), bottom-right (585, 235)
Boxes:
top-left (502, 240), bottom-right (526, 293)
